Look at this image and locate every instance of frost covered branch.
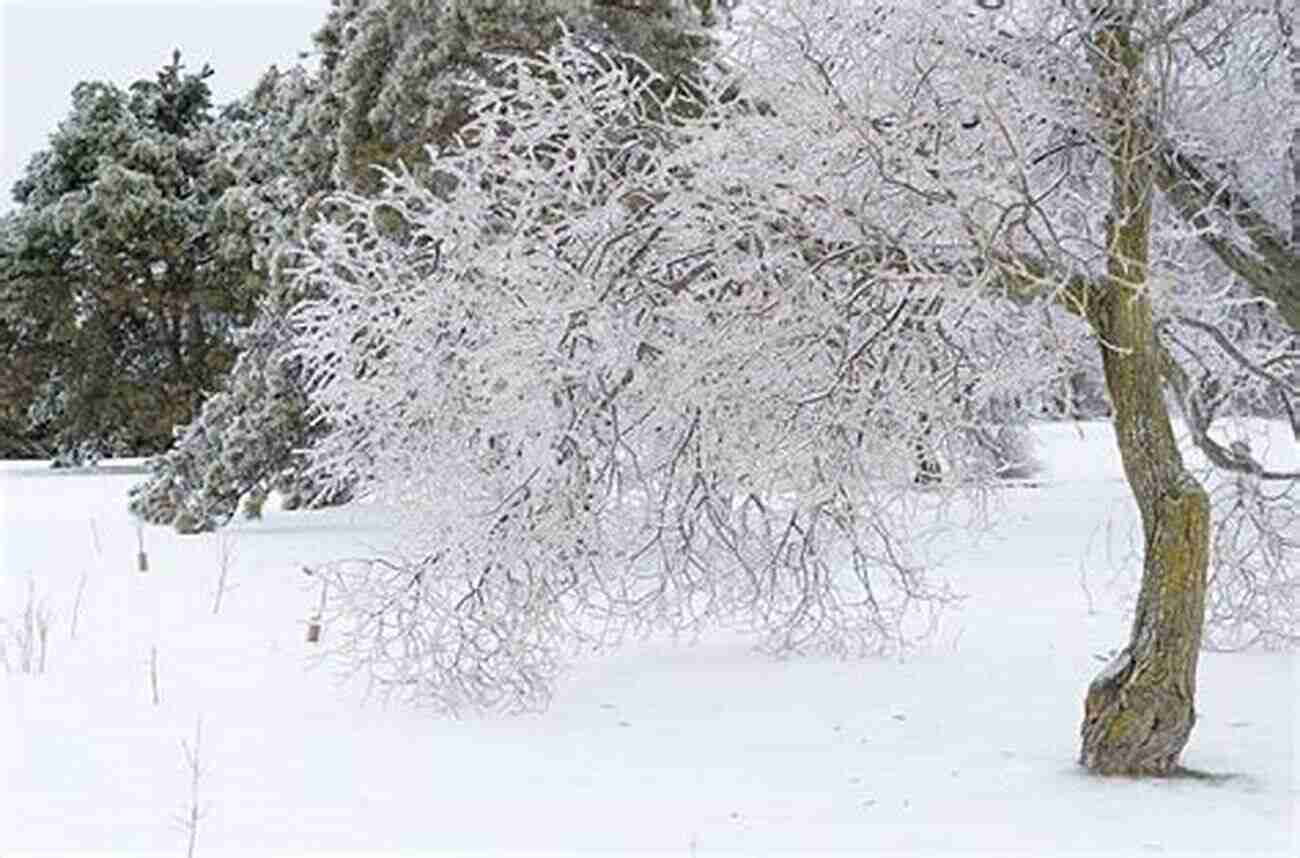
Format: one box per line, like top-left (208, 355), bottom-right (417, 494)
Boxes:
top-left (292, 5), bottom-right (1298, 715)
top-left (291, 34), bottom-right (1065, 713)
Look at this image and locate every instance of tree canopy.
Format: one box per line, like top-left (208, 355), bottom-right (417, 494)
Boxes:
top-left (1, 51), bottom-right (258, 461)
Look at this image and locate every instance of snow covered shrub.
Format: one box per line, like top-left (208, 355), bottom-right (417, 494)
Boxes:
top-left (963, 424), bottom-right (1042, 482)
top-left (290, 33), bottom-right (1078, 713)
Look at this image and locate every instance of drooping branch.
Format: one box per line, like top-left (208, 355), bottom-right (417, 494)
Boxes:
top-left (1154, 142), bottom-right (1300, 333)
top-left (1157, 332), bottom-right (1300, 482)
top-left (1168, 314), bottom-right (1300, 437)
top-left (872, 228), bottom-right (1300, 488)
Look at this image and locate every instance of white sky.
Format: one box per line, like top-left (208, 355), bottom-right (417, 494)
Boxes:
top-left (0, 0), bottom-right (331, 214)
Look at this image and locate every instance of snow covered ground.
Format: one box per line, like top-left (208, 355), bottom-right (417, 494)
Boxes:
top-left (2, 422), bottom-right (1296, 857)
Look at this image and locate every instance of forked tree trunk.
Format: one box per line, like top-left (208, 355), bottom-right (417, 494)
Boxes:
top-left (1077, 16), bottom-right (1212, 776)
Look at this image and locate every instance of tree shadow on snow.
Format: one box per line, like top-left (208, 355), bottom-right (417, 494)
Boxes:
top-left (1064, 764), bottom-right (1259, 791)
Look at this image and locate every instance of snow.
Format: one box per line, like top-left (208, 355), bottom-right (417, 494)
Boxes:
top-left (2, 422), bottom-right (1297, 857)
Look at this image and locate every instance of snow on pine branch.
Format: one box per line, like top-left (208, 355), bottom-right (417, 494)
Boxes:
top-left (289, 35), bottom-right (1075, 714)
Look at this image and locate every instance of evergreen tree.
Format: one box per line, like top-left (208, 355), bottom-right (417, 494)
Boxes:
top-left (310, 0), bottom-right (721, 191)
top-left (0, 211), bottom-right (54, 457)
top-left (129, 60), bottom-right (342, 530)
top-left (0, 52), bottom-right (257, 462)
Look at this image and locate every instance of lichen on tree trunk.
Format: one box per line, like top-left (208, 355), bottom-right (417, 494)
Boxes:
top-left (1078, 229), bottom-right (1213, 775)
top-left (1078, 474), bottom-right (1209, 774)
top-left (1076, 13), bottom-right (1212, 776)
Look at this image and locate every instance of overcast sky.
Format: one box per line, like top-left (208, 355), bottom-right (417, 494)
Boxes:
top-left (0, 0), bottom-right (331, 214)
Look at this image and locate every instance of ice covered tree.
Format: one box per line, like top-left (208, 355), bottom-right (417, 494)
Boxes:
top-left (744, 0), bottom-right (1296, 775)
top-left (732, 0), bottom-right (1298, 773)
top-left (129, 0), bottom-right (732, 530)
top-left (937, 0), bottom-right (1298, 771)
top-left (0, 52), bottom-right (258, 462)
top-left (725, 0), bottom-right (1297, 773)
top-left (287, 27), bottom-right (1081, 714)
top-left (289, 0), bottom-right (1298, 771)
top-left (311, 0), bottom-right (727, 191)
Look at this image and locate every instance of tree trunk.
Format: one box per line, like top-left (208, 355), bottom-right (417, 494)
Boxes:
top-left (1079, 287), bottom-right (1212, 773)
top-left (1077, 15), bottom-right (1212, 776)
top-left (1285, 7), bottom-right (1298, 248)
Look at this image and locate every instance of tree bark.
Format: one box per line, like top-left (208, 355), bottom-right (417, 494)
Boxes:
top-left (1284, 3), bottom-right (1299, 249)
top-left (1080, 282), bottom-right (1212, 773)
top-left (1077, 15), bottom-right (1212, 776)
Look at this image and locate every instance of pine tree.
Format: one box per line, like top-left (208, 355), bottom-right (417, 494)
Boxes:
top-left (0, 211), bottom-right (53, 456)
top-left (128, 61), bottom-right (338, 528)
top-left (0, 52), bottom-right (257, 462)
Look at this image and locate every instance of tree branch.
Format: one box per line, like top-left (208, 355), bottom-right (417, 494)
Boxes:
top-left (1153, 142), bottom-right (1300, 333)
top-left (1157, 335), bottom-right (1300, 481)
top-left (1171, 314), bottom-right (1300, 401)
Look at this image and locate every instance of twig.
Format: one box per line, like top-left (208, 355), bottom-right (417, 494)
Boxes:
top-left (174, 717), bottom-right (207, 858)
top-left (150, 645), bottom-right (161, 706)
top-left (70, 571), bottom-right (88, 641)
top-left (211, 533), bottom-right (237, 616)
top-left (37, 607), bottom-right (49, 674)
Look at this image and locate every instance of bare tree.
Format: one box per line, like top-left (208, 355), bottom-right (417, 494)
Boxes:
top-left (1067, 4), bottom-right (1210, 774)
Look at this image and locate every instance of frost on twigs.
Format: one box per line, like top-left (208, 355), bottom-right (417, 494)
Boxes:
top-left (1158, 302), bottom-right (1300, 651)
top-left (309, 482), bottom-right (961, 714)
top-left (291, 35), bottom-right (1067, 714)
top-left (1, 577), bottom-right (52, 676)
top-left (1202, 448), bottom-right (1300, 652)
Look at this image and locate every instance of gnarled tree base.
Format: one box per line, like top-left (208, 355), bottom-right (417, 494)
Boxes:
top-left (1079, 647), bottom-right (1195, 776)
top-left (1079, 485), bottom-right (1210, 776)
